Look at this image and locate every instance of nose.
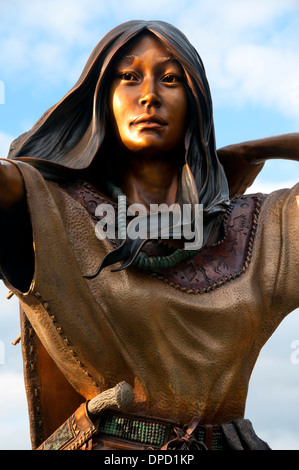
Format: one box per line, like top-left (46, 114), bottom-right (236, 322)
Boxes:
top-left (139, 92), bottom-right (162, 109)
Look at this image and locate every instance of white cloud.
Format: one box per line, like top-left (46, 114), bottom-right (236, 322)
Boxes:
top-left (0, 132), bottom-right (14, 158)
top-left (2, 0), bottom-right (104, 43)
top-left (221, 44), bottom-right (299, 119)
top-left (246, 179), bottom-right (298, 195)
top-left (177, 0), bottom-right (299, 120)
top-left (0, 372), bottom-right (27, 417)
top-left (0, 371), bottom-right (31, 450)
top-left (0, 36), bottom-right (28, 75)
top-left (264, 431), bottom-right (299, 451)
top-left (0, 0), bottom-right (107, 86)
top-left (245, 309), bottom-right (299, 449)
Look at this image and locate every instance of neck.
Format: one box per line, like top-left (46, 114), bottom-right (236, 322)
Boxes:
top-left (109, 144), bottom-right (184, 209)
top-left (119, 154), bottom-right (181, 209)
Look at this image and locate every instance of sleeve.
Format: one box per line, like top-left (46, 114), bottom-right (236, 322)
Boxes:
top-left (0, 159), bottom-right (34, 294)
top-left (258, 182), bottom-right (299, 316)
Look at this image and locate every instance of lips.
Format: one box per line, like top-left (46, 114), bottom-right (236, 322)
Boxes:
top-left (132, 114), bottom-right (167, 128)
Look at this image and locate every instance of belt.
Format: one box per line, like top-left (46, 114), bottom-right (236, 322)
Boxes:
top-left (93, 410), bottom-right (228, 450)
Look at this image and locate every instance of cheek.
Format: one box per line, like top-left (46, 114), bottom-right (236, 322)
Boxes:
top-left (178, 91), bottom-right (188, 120)
top-left (111, 92), bottom-right (123, 123)
top-left (110, 91), bottom-right (128, 137)
top-left (171, 94), bottom-right (188, 136)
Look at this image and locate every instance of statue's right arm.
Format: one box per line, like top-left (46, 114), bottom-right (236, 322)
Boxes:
top-left (0, 160), bottom-right (34, 292)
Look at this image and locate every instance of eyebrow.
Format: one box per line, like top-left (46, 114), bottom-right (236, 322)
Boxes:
top-left (118, 54), bottom-right (179, 66)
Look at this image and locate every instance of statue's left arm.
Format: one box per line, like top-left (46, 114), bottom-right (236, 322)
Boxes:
top-left (217, 133), bottom-right (299, 197)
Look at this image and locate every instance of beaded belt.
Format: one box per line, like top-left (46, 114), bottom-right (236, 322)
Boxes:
top-left (96, 410), bottom-right (227, 450)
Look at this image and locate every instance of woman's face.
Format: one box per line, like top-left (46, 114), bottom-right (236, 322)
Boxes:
top-left (108, 34), bottom-right (188, 157)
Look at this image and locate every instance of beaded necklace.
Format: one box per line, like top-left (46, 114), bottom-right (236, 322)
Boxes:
top-left (106, 182), bottom-right (199, 271)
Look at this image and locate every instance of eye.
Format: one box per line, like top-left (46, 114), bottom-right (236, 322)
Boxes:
top-left (119, 72), bottom-right (138, 82)
top-left (161, 74), bottom-right (182, 84)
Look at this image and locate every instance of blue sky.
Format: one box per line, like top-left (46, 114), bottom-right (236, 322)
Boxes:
top-left (0, 0), bottom-right (298, 450)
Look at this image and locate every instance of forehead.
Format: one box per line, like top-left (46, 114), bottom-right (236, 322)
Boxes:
top-left (116, 34), bottom-right (180, 68)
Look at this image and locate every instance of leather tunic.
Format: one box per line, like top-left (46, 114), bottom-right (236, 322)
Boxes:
top-left (2, 161), bottom-right (299, 428)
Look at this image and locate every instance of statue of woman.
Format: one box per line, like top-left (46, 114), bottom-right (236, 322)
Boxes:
top-left (0, 20), bottom-right (298, 450)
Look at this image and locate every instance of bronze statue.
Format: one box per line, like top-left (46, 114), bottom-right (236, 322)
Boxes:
top-left (0, 20), bottom-right (298, 450)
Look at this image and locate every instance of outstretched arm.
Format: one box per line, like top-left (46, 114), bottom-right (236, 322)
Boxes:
top-left (217, 133), bottom-right (299, 197)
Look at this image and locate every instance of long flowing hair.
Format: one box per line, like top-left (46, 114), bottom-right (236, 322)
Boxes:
top-left (9, 20), bottom-right (230, 262)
